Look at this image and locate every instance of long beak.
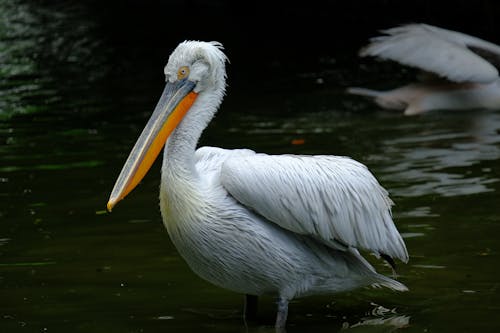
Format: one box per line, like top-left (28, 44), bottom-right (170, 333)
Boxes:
top-left (107, 79), bottom-right (197, 211)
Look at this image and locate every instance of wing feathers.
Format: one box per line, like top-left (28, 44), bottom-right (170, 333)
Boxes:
top-left (360, 23), bottom-right (500, 83)
top-left (221, 154), bottom-right (408, 262)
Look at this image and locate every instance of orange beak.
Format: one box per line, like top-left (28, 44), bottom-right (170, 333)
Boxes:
top-left (107, 79), bottom-right (198, 211)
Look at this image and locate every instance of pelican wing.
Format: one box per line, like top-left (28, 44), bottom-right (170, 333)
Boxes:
top-left (220, 153), bottom-right (408, 262)
top-left (360, 23), bottom-right (500, 83)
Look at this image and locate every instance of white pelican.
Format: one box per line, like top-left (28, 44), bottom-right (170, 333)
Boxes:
top-left (347, 23), bottom-right (500, 115)
top-left (107, 41), bottom-right (408, 328)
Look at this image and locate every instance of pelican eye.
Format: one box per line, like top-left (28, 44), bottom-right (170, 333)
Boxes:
top-left (177, 66), bottom-right (190, 79)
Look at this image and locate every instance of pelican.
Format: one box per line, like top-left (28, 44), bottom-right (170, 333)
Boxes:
top-left (107, 41), bottom-right (408, 328)
top-left (347, 23), bottom-right (500, 115)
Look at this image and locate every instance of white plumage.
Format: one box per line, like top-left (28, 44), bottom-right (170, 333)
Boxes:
top-left (348, 23), bottom-right (500, 115)
top-left (107, 41), bottom-right (408, 328)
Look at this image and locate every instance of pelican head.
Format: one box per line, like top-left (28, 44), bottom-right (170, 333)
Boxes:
top-left (107, 41), bottom-right (228, 211)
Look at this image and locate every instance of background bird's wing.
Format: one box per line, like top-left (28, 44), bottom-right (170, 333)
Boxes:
top-left (360, 23), bottom-right (500, 83)
top-left (220, 153), bottom-right (408, 262)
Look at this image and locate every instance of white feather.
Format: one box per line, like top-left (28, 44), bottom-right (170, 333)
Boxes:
top-left (348, 24), bottom-right (500, 114)
top-left (360, 23), bottom-right (500, 83)
top-left (220, 153), bottom-right (408, 262)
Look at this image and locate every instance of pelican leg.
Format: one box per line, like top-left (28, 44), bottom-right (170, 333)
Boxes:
top-left (244, 294), bottom-right (258, 322)
top-left (275, 297), bottom-right (289, 328)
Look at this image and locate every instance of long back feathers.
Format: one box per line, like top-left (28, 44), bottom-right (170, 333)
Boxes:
top-left (220, 153), bottom-right (409, 263)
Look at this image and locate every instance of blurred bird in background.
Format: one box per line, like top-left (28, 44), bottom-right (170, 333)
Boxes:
top-left (348, 23), bottom-right (500, 115)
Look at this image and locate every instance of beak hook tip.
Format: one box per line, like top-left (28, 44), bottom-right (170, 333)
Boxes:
top-left (106, 199), bottom-right (116, 213)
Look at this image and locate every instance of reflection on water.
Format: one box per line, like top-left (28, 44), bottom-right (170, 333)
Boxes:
top-left (341, 302), bottom-right (412, 332)
top-left (342, 315), bottom-right (410, 332)
top-left (380, 111), bottom-right (500, 197)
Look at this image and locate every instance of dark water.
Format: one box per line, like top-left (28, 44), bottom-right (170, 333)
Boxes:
top-left (2, 1), bottom-right (500, 332)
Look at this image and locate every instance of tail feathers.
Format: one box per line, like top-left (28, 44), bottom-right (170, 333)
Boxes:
top-left (346, 87), bottom-right (384, 98)
top-left (373, 274), bottom-right (408, 292)
top-left (348, 248), bottom-right (408, 292)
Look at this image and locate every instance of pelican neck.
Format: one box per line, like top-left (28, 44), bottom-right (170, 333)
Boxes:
top-left (162, 93), bottom-right (219, 178)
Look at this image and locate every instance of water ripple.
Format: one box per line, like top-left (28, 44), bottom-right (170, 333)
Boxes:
top-left (378, 111), bottom-right (500, 197)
